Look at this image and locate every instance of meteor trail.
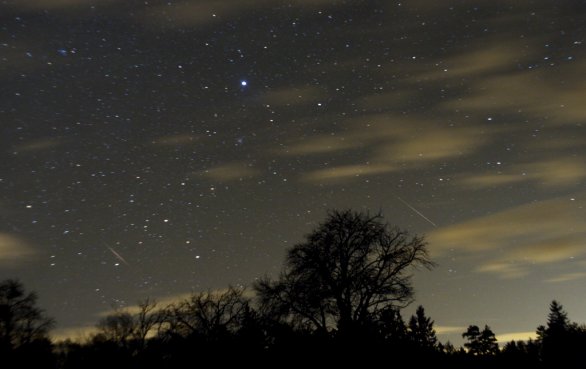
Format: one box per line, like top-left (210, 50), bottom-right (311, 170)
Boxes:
top-left (106, 244), bottom-right (130, 266)
top-left (396, 197), bottom-right (438, 228)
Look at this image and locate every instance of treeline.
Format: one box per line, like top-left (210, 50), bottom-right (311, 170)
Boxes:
top-left (2, 210), bottom-right (586, 368)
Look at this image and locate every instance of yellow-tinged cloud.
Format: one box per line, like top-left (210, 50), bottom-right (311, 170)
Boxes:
top-left (12, 138), bottom-right (65, 153)
top-left (200, 162), bottom-right (259, 182)
top-left (435, 325), bottom-right (466, 335)
top-left (301, 163), bottom-right (395, 183)
top-left (51, 326), bottom-right (98, 343)
top-left (284, 136), bottom-right (361, 155)
top-left (476, 261), bottom-right (528, 279)
top-left (442, 67), bottom-right (586, 125)
top-left (375, 128), bottom-right (485, 163)
top-left (525, 136), bottom-right (586, 151)
top-left (459, 159), bottom-right (586, 189)
top-left (0, 233), bottom-right (35, 264)
top-left (429, 196), bottom-right (586, 278)
top-left (461, 173), bottom-right (527, 188)
top-left (413, 44), bottom-right (521, 82)
top-left (52, 292), bottom-right (194, 342)
top-left (285, 114), bottom-right (490, 183)
top-left (497, 331), bottom-right (538, 343)
top-left (97, 292), bottom-right (193, 318)
top-left (526, 160), bottom-right (586, 187)
top-left (59, 289), bottom-right (252, 342)
top-left (545, 272), bottom-right (586, 283)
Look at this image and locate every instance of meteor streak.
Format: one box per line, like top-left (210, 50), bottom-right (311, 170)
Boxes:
top-left (396, 197), bottom-right (438, 228)
top-left (106, 245), bottom-right (130, 266)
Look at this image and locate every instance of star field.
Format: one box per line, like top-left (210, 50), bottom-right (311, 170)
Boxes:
top-left (1, 0), bottom-right (586, 344)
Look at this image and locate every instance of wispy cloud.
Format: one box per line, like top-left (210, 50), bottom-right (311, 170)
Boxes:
top-left (12, 138), bottom-right (65, 153)
top-left (458, 159), bottom-right (586, 189)
top-left (53, 292), bottom-right (195, 342)
top-left (545, 272), bottom-right (586, 283)
top-left (301, 163), bottom-right (395, 183)
top-left (151, 134), bottom-right (200, 147)
top-left (0, 233), bottom-right (35, 265)
top-left (51, 326), bottom-right (98, 343)
top-left (476, 261), bottom-right (528, 280)
top-left (287, 114), bottom-right (490, 183)
top-left (97, 292), bottom-right (193, 318)
top-left (429, 196), bottom-right (586, 278)
top-left (435, 325), bottom-right (466, 335)
top-left (56, 288), bottom-right (254, 343)
top-left (199, 162), bottom-right (259, 182)
top-left (442, 65), bottom-right (586, 126)
top-left (496, 331), bottom-right (538, 343)
top-left (284, 136), bottom-right (362, 156)
top-left (374, 127), bottom-right (485, 164)
top-left (409, 44), bottom-right (520, 82)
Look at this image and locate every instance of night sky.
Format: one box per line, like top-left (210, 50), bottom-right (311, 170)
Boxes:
top-left (2, 0), bottom-right (586, 345)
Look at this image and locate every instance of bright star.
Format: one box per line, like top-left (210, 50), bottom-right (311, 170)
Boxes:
top-left (240, 80), bottom-right (248, 86)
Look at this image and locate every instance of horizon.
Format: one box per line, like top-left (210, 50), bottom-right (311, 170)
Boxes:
top-left (44, 286), bottom-right (543, 347)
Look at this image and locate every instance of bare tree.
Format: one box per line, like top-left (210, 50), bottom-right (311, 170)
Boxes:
top-left (95, 298), bottom-right (161, 351)
top-left (96, 311), bottom-right (135, 347)
top-left (255, 209), bottom-right (435, 337)
top-left (133, 298), bottom-right (161, 349)
top-left (0, 279), bottom-right (54, 350)
top-left (163, 286), bottom-right (249, 340)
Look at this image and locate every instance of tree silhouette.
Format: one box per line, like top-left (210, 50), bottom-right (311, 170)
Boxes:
top-left (163, 285), bottom-right (249, 341)
top-left (462, 324), bottom-right (498, 356)
top-left (96, 311), bottom-right (135, 348)
top-left (537, 300), bottom-right (581, 366)
top-left (132, 298), bottom-right (162, 351)
top-left (408, 305), bottom-right (437, 350)
top-left (0, 279), bottom-right (55, 367)
top-left (438, 340), bottom-right (457, 355)
top-left (502, 339), bottom-right (540, 366)
top-left (93, 298), bottom-right (161, 352)
top-left (378, 306), bottom-right (407, 343)
top-left (255, 209), bottom-right (434, 339)
top-left (0, 279), bottom-right (54, 351)
top-left (546, 300), bottom-right (569, 334)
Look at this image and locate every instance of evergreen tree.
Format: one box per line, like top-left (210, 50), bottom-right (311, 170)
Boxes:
top-left (462, 324), bottom-right (498, 356)
top-left (546, 300), bottom-right (569, 334)
top-left (538, 300), bottom-right (577, 365)
top-left (407, 305), bottom-right (437, 350)
top-left (378, 306), bottom-right (407, 342)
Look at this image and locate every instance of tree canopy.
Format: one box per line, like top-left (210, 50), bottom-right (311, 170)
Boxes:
top-left (255, 209), bottom-right (435, 337)
top-left (462, 324), bottom-right (498, 356)
top-left (0, 279), bottom-right (54, 351)
top-left (408, 305), bottom-right (437, 350)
